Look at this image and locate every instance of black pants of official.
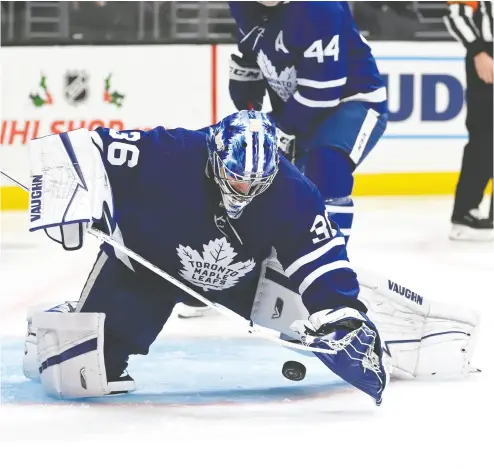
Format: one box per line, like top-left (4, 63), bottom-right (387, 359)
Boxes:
top-left (452, 51), bottom-right (493, 221)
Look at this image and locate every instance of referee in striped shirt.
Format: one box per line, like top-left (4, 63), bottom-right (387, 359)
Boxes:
top-left (444, 1), bottom-right (493, 241)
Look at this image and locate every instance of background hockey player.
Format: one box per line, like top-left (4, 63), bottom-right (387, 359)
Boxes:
top-left (228, 1), bottom-right (388, 242)
top-left (23, 110), bottom-right (388, 404)
top-left (179, 0), bottom-right (388, 319)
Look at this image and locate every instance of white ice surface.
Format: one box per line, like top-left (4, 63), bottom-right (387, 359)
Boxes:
top-left (0, 197), bottom-right (492, 469)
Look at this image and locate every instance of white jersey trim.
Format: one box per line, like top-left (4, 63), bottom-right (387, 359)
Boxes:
top-left (285, 236), bottom-right (345, 277)
top-left (90, 131), bottom-right (104, 153)
top-left (293, 91), bottom-right (340, 108)
top-left (297, 77), bottom-right (347, 89)
top-left (294, 87), bottom-right (386, 109)
top-left (299, 260), bottom-right (352, 295)
top-left (340, 87), bottom-right (387, 104)
top-left (325, 204), bottom-right (355, 214)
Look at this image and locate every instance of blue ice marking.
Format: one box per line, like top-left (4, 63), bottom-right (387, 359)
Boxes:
top-left (1, 337), bottom-right (347, 406)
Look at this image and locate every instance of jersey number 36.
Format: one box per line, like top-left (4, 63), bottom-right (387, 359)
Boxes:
top-left (310, 213), bottom-right (338, 244)
top-left (107, 129), bottom-right (141, 167)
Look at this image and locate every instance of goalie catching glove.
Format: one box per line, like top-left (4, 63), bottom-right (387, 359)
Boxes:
top-left (28, 128), bottom-right (112, 249)
top-left (291, 307), bottom-right (389, 405)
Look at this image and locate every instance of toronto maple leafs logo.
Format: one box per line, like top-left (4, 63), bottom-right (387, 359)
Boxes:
top-left (257, 50), bottom-right (297, 102)
top-left (177, 237), bottom-right (256, 291)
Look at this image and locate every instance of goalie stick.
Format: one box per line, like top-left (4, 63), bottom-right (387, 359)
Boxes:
top-left (0, 169), bottom-right (338, 356)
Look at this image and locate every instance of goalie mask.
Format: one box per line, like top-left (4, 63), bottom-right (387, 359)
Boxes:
top-left (208, 110), bottom-right (279, 219)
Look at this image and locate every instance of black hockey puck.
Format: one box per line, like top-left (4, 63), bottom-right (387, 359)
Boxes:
top-left (282, 361), bottom-right (306, 381)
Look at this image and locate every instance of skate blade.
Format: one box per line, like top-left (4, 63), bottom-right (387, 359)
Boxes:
top-left (449, 226), bottom-right (493, 242)
top-left (468, 364), bottom-right (482, 374)
top-left (108, 379), bottom-right (136, 395)
top-left (175, 304), bottom-right (209, 318)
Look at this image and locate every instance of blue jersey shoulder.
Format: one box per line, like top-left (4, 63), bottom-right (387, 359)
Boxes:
top-left (93, 126), bottom-right (207, 170)
top-left (274, 156), bottom-right (321, 199)
top-left (228, 1), bottom-right (265, 36)
top-left (268, 156), bottom-right (326, 225)
top-left (92, 126), bottom-right (208, 204)
top-left (283, 1), bottom-right (354, 49)
top-left (94, 126), bottom-right (206, 157)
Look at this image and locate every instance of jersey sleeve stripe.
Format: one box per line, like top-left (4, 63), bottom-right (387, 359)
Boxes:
top-left (285, 236), bottom-right (345, 277)
top-left (340, 87), bottom-right (387, 104)
top-left (325, 204), bottom-right (354, 213)
top-left (293, 91), bottom-right (340, 108)
top-left (299, 260), bottom-right (352, 295)
top-left (297, 77), bottom-right (348, 89)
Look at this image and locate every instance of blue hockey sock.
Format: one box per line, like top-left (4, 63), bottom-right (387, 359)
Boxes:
top-left (303, 147), bottom-right (355, 241)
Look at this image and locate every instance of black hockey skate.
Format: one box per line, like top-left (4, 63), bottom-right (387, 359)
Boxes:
top-left (107, 372), bottom-right (136, 395)
top-left (450, 209), bottom-right (493, 242)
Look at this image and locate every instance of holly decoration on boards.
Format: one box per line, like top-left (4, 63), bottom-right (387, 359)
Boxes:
top-left (29, 74), bottom-right (54, 107)
top-left (104, 73), bottom-right (125, 108)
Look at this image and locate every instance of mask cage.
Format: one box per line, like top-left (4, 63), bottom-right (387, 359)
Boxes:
top-left (212, 151), bottom-right (278, 200)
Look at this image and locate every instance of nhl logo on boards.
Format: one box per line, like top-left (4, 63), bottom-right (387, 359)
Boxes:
top-left (177, 237), bottom-right (256, 292)
top-left (64, 71), bottom-right (89, 105)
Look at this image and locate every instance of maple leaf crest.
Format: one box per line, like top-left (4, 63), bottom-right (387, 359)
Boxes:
top-left (257, 50), bottom-right (297, 102)
top-left (176, 237), bottom-right (256, 292)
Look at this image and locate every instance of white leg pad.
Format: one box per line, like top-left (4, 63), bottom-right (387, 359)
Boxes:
top-left (356, 268), bottom-right (480, 379)
top-left (23, 301), bottom-right (78, 382)
top-left (32, 308), bottom-right (125, 398)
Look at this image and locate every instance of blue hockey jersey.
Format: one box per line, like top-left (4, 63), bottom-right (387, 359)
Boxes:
top-left (89, 126), bottom-right (361, 317)
top-left (229, 1), bottom-right (387, 137)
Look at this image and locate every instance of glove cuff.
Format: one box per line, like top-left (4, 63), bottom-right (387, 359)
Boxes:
top-left (310, 307), bottom-right (367, 331)
top-left (229, 55), bottom-right (263, 82)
